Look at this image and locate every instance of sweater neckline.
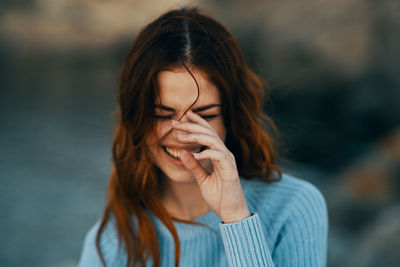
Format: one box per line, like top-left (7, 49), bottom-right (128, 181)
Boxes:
top-left (168, 209), bottom-right (218, 224)
top-left (147, 208), bottom-right (220, 228)
top-left (192, 209), bottom-right (217, 222)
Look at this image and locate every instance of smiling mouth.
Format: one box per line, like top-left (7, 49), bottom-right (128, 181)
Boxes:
top-left (162, 146), bottom-right (206, 159)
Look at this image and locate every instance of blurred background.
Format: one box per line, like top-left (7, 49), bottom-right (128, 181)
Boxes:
top-left (0, 0), bottom-right (399, 266)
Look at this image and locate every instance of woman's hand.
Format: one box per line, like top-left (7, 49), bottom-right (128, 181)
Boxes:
top-left (171, 110), bottom-right (250, 223)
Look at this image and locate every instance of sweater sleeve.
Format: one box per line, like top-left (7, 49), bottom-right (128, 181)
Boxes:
top-left (219, 213), bottom-right (275, 266)
top-left (219, 182), bottom-right (328, 267)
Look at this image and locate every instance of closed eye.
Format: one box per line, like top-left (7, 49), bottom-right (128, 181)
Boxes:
top-left (154, 114), bottom-right (220, 120)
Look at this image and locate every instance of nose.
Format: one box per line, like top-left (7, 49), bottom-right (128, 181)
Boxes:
top-left (178, 112), bottom-right (190, 122)
top-left (172, 112), bottom-right (190, 136)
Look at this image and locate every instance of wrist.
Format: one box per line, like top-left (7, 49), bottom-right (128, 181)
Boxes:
top-left (221, 208), bottom-right (251, 223)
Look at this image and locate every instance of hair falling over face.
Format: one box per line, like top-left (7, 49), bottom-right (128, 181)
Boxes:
top-left (95, 7), bottom-right (281, 267)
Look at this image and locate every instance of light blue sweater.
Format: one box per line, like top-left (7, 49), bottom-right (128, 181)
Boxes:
top-left (78, 173), bottom-right (328, 266)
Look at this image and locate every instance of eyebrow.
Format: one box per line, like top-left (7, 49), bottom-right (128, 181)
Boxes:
top-left (155, 104), bottom-right (221, 112)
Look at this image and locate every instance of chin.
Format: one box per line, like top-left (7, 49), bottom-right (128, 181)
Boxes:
top-left (170, 175), bottom-right (197, 184)
top-left (162, 169), bottom-right (197, 184)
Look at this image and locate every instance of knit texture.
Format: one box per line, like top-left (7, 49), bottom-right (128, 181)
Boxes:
top-left (78, 173), bottom-right (329, 266)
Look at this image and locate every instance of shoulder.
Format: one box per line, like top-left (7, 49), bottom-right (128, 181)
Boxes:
top-left (241, 172), bottom-right (328, 229)
top-left (78, 215), bottom-right (127, 267)
top-left (240, 173), bottom-right (328, 256)
top-left (242, 172), bottom-right (325, 201)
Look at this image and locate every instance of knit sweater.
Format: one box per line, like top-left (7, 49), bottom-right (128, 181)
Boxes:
top-left (78, 173), bottom-right (328, 266)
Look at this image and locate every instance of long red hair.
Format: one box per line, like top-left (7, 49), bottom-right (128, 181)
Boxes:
top-left (96, 7), bottom-right (281, 267)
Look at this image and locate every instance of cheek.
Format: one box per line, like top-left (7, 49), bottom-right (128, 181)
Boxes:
top-left (153, 121), bottom-right (172, 140)
top-left (146, 121), bottom-right (170, 147)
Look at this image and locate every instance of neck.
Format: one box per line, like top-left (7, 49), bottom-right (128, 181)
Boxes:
top-left (160, 179), bottom-right (211, 221)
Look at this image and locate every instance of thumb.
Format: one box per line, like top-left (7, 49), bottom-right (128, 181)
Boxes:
top-left (180, 150), bottom-right (209, 184)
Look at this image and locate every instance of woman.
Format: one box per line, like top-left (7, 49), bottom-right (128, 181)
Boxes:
top-left (79, 7), bottom-right (328, 267)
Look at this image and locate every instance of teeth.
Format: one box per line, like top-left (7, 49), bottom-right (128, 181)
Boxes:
top-left (164, 147), bottom-right (202, 159)
top-left (165, 147), bottom-right (181, 159)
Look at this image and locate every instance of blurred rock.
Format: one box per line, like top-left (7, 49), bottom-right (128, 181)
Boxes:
top-left (343, 128), bottom-right (400, 201)
top-left (345, 205), bottom-right (400, 267)
top-left (328, 128), bottom-right (400, 226)
top-left (325, 128), bottom-right (400, 266)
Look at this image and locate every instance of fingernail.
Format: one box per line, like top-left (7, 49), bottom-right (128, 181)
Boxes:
top-left (171, 120), bottom-right (179, 126)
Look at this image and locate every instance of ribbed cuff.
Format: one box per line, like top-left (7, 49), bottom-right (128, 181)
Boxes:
top-left (219, 212), bottom-right (275, 267)
top-left (221, 213), bottom-right (254, 224)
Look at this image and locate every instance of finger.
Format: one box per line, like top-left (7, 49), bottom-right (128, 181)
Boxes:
top-left (193, 149), bottom-right (225, 162)
top-left (185, 110), bottom-right (211, 128)
top-left (180, 150), bottom-right (209, 184)
top-left (194, 149), bottom-right (237, 180)
top-left (171, 120), bottom-right (212, 136)
top-left (178, 132), bottom-right (224, 150)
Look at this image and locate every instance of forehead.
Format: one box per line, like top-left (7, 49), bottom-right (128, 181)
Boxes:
top-left (156, 68), bottom-right (220, 108)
